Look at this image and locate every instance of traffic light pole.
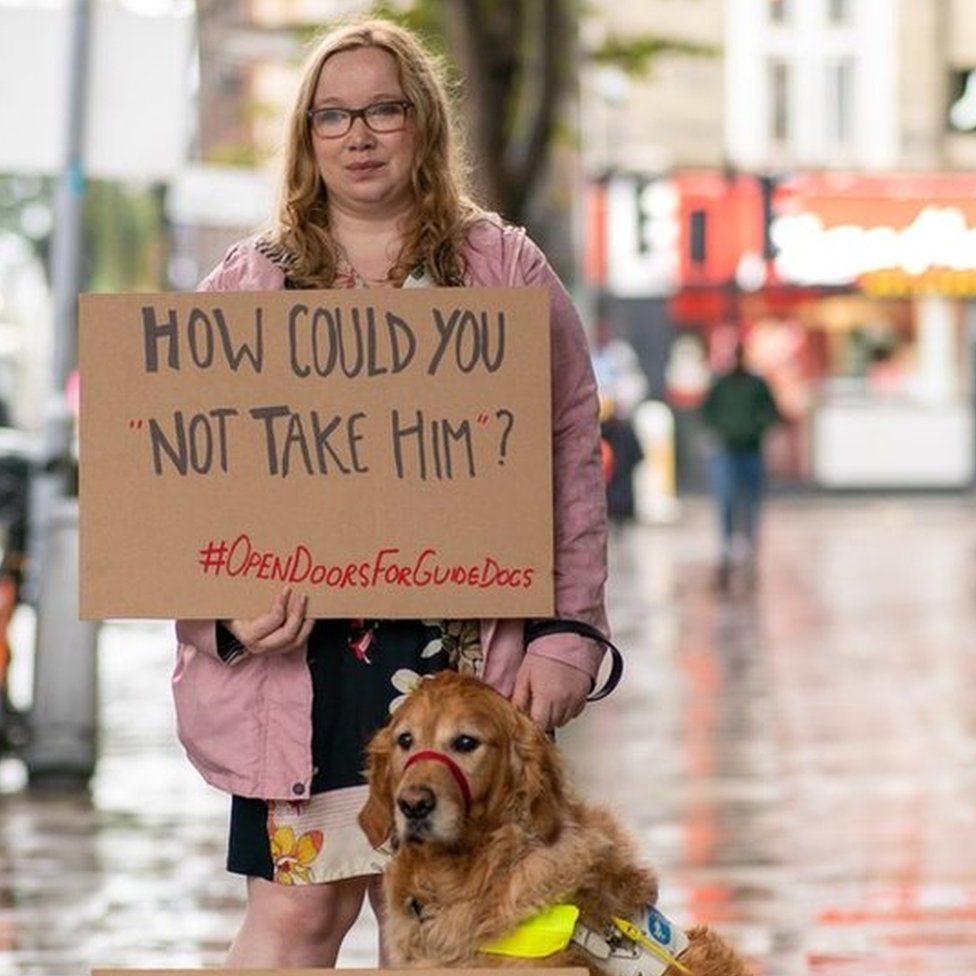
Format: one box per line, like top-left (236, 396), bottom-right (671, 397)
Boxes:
top-left (25, 0), bottom-right (100, 787)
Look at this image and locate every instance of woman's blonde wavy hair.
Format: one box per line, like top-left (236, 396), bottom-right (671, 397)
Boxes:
top-left (269, 18), bottom-right (483, 287)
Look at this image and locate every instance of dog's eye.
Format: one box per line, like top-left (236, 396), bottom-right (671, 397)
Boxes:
top-left (451, 734), bottom-right (480, 753)
top-left (396, 731), bottom-right (413, 750)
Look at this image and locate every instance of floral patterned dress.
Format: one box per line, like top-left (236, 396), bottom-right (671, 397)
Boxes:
top-left (226, 254), bottom-right (483, 885)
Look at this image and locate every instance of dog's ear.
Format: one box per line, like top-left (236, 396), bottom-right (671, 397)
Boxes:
top-left (511, 710), bottom-right (566, 843)
top-left (358, 724), bottom-right (395, 848)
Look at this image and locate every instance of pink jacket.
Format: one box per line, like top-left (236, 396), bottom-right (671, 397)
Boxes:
top-left (172, 217), bottom-right (609, 799)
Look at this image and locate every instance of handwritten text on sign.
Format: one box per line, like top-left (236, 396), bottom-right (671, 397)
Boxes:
top-left (79, 287), bottom-right (553, 619)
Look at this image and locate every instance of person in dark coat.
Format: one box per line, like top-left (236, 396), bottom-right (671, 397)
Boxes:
top-left (701, 342), bottom-right (781, 587)
top-left (600, 396), bottom-right (644, 522)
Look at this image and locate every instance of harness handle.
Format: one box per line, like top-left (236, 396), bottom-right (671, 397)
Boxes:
top-left (523, 620), bottom-right (624, 702)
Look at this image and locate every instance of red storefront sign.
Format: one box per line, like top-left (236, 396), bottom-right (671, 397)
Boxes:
top-left (674, 171), bottom-right (766, 287)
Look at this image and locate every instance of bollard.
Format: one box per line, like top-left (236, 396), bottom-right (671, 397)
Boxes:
top-left (26, 496), bottom-right (99, 788)
top-left (632, 400), bottom-right (681, 525)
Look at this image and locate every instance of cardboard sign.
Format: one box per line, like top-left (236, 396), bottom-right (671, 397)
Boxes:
top-left (79, 287), bottom-right (553, 619)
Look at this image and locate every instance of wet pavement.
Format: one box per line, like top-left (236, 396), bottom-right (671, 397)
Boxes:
top-left (2, 496), bottom-right (976, 975)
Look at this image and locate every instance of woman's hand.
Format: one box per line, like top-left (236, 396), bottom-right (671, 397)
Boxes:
top-left (222, 587), bottom-right (314, 656)
top-left (512, 654), bottom-right (591, 730)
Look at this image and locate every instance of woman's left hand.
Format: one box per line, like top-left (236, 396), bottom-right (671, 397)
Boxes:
top-left (512, 655), bottom-right (591, 730)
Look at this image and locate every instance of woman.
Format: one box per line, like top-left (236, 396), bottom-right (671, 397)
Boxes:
top-left (173, 18), bottom-right (609, 968)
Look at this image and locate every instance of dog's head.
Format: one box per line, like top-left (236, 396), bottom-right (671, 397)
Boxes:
top-left (358, 672), bottom-right (566, 850)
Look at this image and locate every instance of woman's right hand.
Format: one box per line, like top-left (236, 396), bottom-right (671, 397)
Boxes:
top-left (222, 587), bottom-right (314, 656)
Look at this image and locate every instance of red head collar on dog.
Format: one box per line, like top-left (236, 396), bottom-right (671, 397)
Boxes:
top-left (404, 750), bottom-right (473, 813)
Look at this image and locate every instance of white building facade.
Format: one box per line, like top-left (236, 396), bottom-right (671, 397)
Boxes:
top-left (724, 0), bottom-right (899, 169)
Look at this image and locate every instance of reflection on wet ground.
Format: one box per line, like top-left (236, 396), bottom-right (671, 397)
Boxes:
top-left (1, 497), bottom-right (975, 975)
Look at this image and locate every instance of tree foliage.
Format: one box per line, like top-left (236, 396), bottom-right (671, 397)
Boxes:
top-left (372, 1), bottom-right (716, 235)
top-left (590, 32), bottom-right (717, 76)
top-left (373, 0), bottom-right (571, 222)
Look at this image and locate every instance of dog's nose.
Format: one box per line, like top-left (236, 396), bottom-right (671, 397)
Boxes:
top-left (397, 785), bottom-right (436, 820)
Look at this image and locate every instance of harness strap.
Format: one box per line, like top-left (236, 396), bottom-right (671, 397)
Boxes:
top-left (608, 916), bottom-right (693, 976)
top-left (403, 749), bottom-right (472, 812)
top-left (570, 922), bottom-right (613, 960)
top-left (481, 903), bottom-right (580, 958)
top-left (568, 922), bottom-right (692, 976)
top-left (477, 902), bottom-right (694, 976)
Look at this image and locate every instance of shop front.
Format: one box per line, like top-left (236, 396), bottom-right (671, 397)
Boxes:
top-left (665, 171), bottom-right (821, 490)
top-left (586, 170), bottom-right (976, 492)
top-left (666, 171), bottom-right (976, 490)
top-left (770, 173), bottom-right (976, 489)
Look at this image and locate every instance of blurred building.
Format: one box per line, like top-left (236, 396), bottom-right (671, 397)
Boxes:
top-left (0, 0), bottom-right (195, 430)
top-left (584, 0), bottom-right (976, 491)
top-left (582, 0), bottom-right (725, 174)
top-left (168, 0), bottom-right (370, 288)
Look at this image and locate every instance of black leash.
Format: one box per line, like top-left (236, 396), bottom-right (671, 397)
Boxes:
top-left (523, 619), bottom-right (624, 702)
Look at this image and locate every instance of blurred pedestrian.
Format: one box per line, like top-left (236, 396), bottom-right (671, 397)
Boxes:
top-left (599, 395), bottom-right (644, 522)
top-left (591, 319), bottom-right (648, 419)
top-left (592, 321), bottom-right (647, 521)
top-left (701, 340), bottom-right (781, 588)
top-left (172, 17), bottom-right (609, 969)
top-left (0, 396), bottom-right (29, 751)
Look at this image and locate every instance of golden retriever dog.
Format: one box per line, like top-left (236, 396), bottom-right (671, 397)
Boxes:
top-left (359, 671), bottom-right (750, 976)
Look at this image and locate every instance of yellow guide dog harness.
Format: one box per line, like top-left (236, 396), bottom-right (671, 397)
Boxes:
top-left (481, 903), bottom-right (692, 976)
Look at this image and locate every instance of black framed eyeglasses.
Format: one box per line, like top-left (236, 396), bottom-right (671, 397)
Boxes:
top-left (307, 99), bottom-right (413, 138)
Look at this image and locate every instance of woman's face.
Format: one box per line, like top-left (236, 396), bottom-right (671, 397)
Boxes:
top-left (310, 47), bottom-right (417, 218)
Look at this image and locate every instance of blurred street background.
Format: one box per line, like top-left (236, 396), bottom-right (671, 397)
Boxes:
top-left (2, 0), bottom-right (976, 974)
top-left (3, 496), bottom-right (976, 976)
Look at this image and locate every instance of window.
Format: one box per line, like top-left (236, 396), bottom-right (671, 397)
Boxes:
top-left (218, 65), bottom-right (244, 98)
top-left (828, 0), bottom-right (851, 24)
top-left (827, 58), bottom-right (854, 147)
top-left (690, 210), bottom-right (708, 264)
top-left (769, 59), bottom-right (792, 144)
